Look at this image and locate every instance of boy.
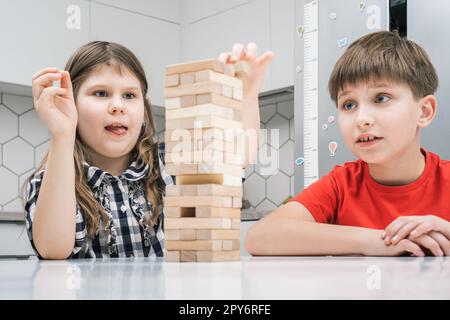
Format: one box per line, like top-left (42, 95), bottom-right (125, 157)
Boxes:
top-left (246, 31), bottom-right (450, 257)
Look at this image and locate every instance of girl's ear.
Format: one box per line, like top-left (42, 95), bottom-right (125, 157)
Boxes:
top-left (418, 94), bottom-right (437, 128)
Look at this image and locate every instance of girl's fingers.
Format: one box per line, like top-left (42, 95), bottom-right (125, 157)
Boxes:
top-left (399, 239), bottom-right (424, 257)
top-left (412, 234), bottom-right (444, 257)
top-left (232, 43), bottom-right (245, 61)
top-left (258, 51), bottom-right (274, 65)
top-left (428, 231), bottom-right (450, 256)
top-left (32, 72), bottom-right (63, 99)
top-left (60, 71), bottom-right (74, 97)
top-left (39, 87), bottom-right (67, 108)
top-left (32, 67), bottom-right (59, 81)
top-left (390, 221), bottom-right (419, 245)
top-left (218, 52), bottom-right (230, 64)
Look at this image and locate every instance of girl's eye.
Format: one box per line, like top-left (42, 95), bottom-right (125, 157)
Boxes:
top-left (375, 94), bottom-right (390, 103)
top-left (341, 101), bottom-right (356, 111)
top-left (124, 92), bottom-right (136, 99)
top-left (94, 90), bottom-right (107, 97)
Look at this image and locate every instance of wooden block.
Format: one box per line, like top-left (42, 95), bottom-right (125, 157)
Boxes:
top-left (165, 163), bottom-right (198, 175)
top-left (224, 152), bottom-right (244, 166)
top-left (166, 104), bottom-right (234, 120)
top-left (231, 218), bottom-right (241, 229)
top-left (165, 95), bottom-right (196, 109)
top-left (165, 185), bottom-right (197, 196)
top-left (196, 250), bottom-right (240, 262)
top-left (196, 92), bottom-right (243, 110)
top-left (196, 229), bottom-right (240, 240)
top-left (180, 72), bottom-right (195, 84)
top-left (196, 184), bottom-right (243, 197)
top-left (222, 85), bottom-right (233, 98)
top-left (180, 251), bottom-right (197, 262)
top-left (166, 240), bottom-right (222, 251)
top-left (165, 217), bottom-right (232, 229)
top-left (195, 70), bottom-right (242, 89)
top-left (165, 74), bottom-right (179, 87)
top-left (234, 61), bottom-right (251, 77)
top-left (197, 163), bottom-right (244, 176)
top-left (165, 195), bottom-right (233, 208)
top-left (165, 128), bottom-right (236, 143)
top-left (195, 207), bottom-right (241, 218)
top-left (165, 140), bottom-right (235, 153)
top-left (165, 81), bottom-right (223, 98)
top-left (176, 174), bottom-right (242, 187)
top-left (165, 229), bottom-right (196, 240)
top-left (166, 59), bottom-right (226, 76)
top-left (224, 64), bottom-right (235, 76)
top-left (233, 87), bottom-right (243, 101)
top-left (165, 250), bottom-right (180, 262)
top-left (222, 239), bottom-right (240, 251)
top-left (164, 207), bottom-right (196, 218)
top-left (165, 150), bottom-right (224, 164)
top-left (165, 115), bottom-right (242, 130)
top-left (232, 197), bottom-right (242, 208)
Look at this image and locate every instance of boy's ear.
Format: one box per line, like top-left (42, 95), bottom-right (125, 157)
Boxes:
top-left (418, 94), bottom-right (437, 128)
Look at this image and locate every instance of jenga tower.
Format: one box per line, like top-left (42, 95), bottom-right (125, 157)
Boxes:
top-left (163, 59), bottom-right (247, 262)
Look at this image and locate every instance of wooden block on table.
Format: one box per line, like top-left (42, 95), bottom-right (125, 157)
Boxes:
top-left (222, 239), bottom-right (240, 251)
top-left (166, 59), bottom-right (227, 76)
top-left (197, 163), bottom-right (244, 176)
top-left (196, 184), bottom-right (243, 197)
top-left (165, 74), bottom-right (179, 87)
top-left (195, 207), bottom-right (241, 218)
top-left (165, 115), bottom-right (242, 130)
top-left (180, 72), bottom-right (195, 84)
top-left (195, 70), bottom-right (242, 88)
top-left (166, 104), bottom-right (234, 120)
top-left (222, 85), bottom-right (233, 98)
top-left (165, 128), bottom-right (236, 143)
top-left (231, 218), bottom-right (241, 229)
top-left (232, 197), bottom-right (242, 208)
top-left (165, 139), bottom-right (236, 154)
top-left (165, 229), bottom-right (196, 241)
top-left (165, 195), bottom-right (233, 208)
top-left (165, 250), bottom-right (180, 262)
top-left (165, 95), bottom-right (196, 109)
top-left (196, 92), bottom-right (243, 110)
top-left (180, 251), bottom-right (197, 262)
top-left (165, 81), bottom-right (223, 98)
top-left (166, 240), bottom-right (223, 251)
top-left (234, 61), bottom-right (251, 77)
top-left (233, 88), bottom-right (243, 101)
top-left (165, 217), bottom-right (232, 229)
top-left (176, 174), bottom-right (242, 187)
top-left (165, 184), bottom-right (197, 196)
top-left (165, 150), bottom-right (224, 164)
top-left (196, 250), bottom-right (240, 262)
top-left (196, 229), bottom-right (240, 240)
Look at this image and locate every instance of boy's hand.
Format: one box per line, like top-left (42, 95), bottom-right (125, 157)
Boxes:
top-left (383, 215), bottom-right (450, 256)
top-left (362, 229), bottom-right (425, 257)
top-left (218, 42), bottom-right (273, 99)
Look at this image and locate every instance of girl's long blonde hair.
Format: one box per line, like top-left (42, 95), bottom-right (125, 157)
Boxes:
top-left (23, 41), bottom-right (164, 238)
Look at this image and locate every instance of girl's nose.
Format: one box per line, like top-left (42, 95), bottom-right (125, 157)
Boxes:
top-left (109, 103), bottom-right (126, 115)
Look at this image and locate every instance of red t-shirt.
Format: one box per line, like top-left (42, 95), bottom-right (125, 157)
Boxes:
top-left (291, 148), bottom-right (450, 229)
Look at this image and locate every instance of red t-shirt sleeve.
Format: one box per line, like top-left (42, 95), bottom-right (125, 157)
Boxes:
top-left (290, 170), bottom-right (340, 223)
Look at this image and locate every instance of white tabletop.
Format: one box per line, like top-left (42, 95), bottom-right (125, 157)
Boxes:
top-left (0, 256), bottom-right (449, 300)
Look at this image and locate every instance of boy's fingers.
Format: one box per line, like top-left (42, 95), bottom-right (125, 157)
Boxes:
top-left (400, 239), bottom-right (424, 257)
top-left (383, 219), bottom-right (406, 244)
top-left (32, 67), bottom-right (59, 81)
top-left (390, 221), bottom-right (418, 245)
top-left (428, 231), bottom-right (450, 256)
top-left (412, 234), bottom-right (444, 257)
top-left (232, 43), bottom-right (245, 61)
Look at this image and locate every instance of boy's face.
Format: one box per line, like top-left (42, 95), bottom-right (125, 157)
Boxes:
top-left (75, 64), bottom-right (145, 161)
top-left (337, 79), bottom-right (423, 164)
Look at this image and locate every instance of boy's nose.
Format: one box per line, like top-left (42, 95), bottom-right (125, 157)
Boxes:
top-left (355, 106), bottom-right (374, 128)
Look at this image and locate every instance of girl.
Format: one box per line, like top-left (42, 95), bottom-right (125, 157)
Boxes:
top-left (24, 41), bottom-right (273, 259)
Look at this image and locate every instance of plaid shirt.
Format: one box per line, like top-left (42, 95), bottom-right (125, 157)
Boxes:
top-left (25, 151), bottom-right (173, 259)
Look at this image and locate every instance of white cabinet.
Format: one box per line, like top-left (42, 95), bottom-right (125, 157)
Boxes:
top-left (0, 0), bottom-right (90, 87)
top-left (90, 2), bottom-right (181, 107)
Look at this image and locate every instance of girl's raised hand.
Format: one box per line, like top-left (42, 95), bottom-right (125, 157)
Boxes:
top-left (218, 42), bottom-right (274, 99)
top-left (32, 67), bottom-right (78, 138)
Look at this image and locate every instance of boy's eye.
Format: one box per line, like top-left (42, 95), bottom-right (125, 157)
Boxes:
top-left (341, 101), bottom-right (356, 111)
top-left (124, 92), bottom-right (136, 99)
top-left (375, 94), bottom-right (390, 103)
top-left (94, 90), bottom-right (107, 97)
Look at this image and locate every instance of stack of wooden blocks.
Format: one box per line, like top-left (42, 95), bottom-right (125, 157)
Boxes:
top-left (163, 59), bottom-right (247, 262)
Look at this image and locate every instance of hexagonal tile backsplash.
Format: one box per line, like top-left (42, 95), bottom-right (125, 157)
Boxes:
top-left (0, 91), bottom-right (295, 215)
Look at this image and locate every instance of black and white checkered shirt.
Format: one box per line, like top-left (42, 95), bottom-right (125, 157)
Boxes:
top-left (25, 151), bottom-right (173, 259)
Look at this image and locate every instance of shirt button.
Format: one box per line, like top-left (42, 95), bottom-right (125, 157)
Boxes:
top-left (120, 204), bottom-right (127, 213)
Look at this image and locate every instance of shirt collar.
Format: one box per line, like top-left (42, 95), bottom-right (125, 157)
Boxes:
top-left (83, 154), bottom-right (149, 189)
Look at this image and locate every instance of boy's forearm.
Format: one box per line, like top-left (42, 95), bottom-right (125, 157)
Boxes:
top-left (241, 96), bottom-right (260, 167)
top-left (33, 134), bottom-right (77, 259)
top-left (246, 216), bottom-right (376, 256)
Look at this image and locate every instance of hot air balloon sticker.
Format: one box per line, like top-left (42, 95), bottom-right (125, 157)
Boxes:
top-left (328, 141), bottom-right (338, 157)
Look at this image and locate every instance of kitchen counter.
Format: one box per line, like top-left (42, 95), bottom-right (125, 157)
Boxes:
top-left (0, 256), bottom-right (449, 299)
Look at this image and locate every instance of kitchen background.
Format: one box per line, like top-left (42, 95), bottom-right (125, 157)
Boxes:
top-left (1, 0), bottom-right (449, 258)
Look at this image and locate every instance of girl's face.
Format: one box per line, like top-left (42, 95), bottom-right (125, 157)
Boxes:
top-left (76, 64), bottom-right (145, 161)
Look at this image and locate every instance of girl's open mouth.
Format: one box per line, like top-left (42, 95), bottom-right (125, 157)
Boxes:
top-left (105, 125), bottom-right (128, 137)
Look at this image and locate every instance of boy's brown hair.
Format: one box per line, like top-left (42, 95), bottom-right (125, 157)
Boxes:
top-left (328, 31), bottom-right (438, 104)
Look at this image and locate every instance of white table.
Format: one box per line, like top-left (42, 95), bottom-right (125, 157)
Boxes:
top-left (0, 256), bottom-right (449, 299)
